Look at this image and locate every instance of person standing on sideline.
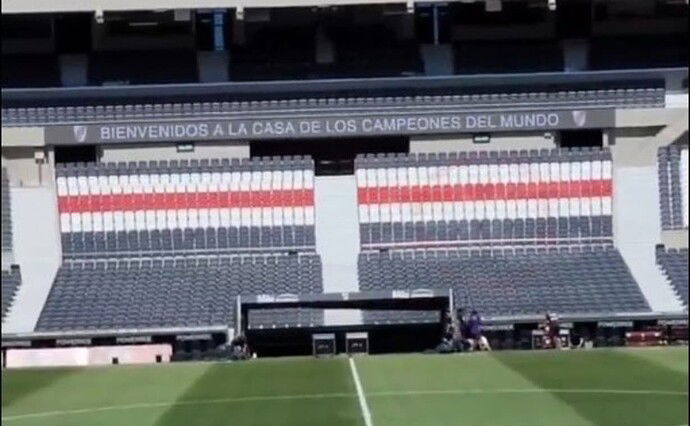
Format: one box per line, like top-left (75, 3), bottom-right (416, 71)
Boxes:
top-left (468, 310), bottom-right (492, 351)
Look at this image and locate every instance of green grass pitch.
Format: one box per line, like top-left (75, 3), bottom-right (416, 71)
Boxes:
top-left (2, 347), bottom-right (687, 426)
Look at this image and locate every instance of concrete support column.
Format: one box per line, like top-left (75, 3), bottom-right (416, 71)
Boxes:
top-left (315, 25), bottom-right (335, 64)
top-left (562, 38), bottom-right (590, 71)
top-left (59, 54), bottom-right (88, 87)
top-left (198, 51), bottom-right (230, 83)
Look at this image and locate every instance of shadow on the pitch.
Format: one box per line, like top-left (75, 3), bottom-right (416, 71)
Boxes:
top-left (493, 349), bottom-right (688, 426)
top-left (153, 363), bottom-right (243, 426)
top-left (154, 359), bottom-right (360, 426)
top-left (1, 367), bottom-right (79, 408)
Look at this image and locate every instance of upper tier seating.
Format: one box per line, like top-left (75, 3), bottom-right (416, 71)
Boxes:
top-left (231, 24), bottom-right (423, 81)
top-left (230, 26), bottom-right (318, 81)
top-left (1, 54), bottom-right (60, 88)
top-left (359, 245), bottom-right (650, 320)
top-left (656, 247), bottom-right (689, 308)
top-left (88, 51), bottom-right (198, 86)
top-left (36, 253), bottom-right (323, 331)
top-left (1, 267), bottom-right (22, 321)
top-left (454, 40), bottom-right (563, 74)
top-left (328, 25), bottom-right (423, 78)
top-left (658, 144), bottom-right (688, 230)
top-left (589, 35), bottom-right (688, 70)
top-left (56, 157), bottom-right (316, 258)
top-left (356, 148), bottom-right (613, 249)
top-left (2, 168), bottom-right (12, 253)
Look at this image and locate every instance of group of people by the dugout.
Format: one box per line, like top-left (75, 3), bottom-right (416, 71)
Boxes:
top-left (437, 310), bottom-right (563, 353)
top-left (437, 309), bottom-right (492, 353)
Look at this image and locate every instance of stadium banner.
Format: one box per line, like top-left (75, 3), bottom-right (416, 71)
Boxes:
top-left (44, 109), bottom-right (615, 144)
top-left (243, 289), bottom-right (449, 305)
top-left (5, 344), bottom-right (172, 368)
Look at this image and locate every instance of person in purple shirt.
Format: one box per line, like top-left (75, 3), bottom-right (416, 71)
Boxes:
top-left (468, 310), bottom-right (492, 351)
top-left (467, 310), bottom-right (482, 338)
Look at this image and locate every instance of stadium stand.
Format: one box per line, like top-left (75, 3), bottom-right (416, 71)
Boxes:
top-left (2, 168), bottom-right (22, 321)
top-left (359, 245), bottom-right (650, 320)
top-left (0, 88), bottom-right (666, 127)
top-left (589, 35), bottom-right (689, 71)
top-left (1, 54), bottom-right (61, 88)
top-left (2, 267), bottom-right (22, 321)
top-left (0, 2), bottom-right (687, 358)
top-left (36, 156), bottom-right (324, 331)
top-left (328, 24), bottom-right (423, 78)
top-left (230, 23), bottom-right (422, 81)
top-left (37, 253), bottom-right (323, 331)
top-left (356, 148), bottom-right (653, 323)
top-left (454, 39), bottom-right (563, 74)
top-left (356, 148), bottom-right (613, 249)
top-left (656, 246), bottom-right (689, 308)
top-left (658, 144), bottom-right (689, 230)
top-left (55, 157), bottom-right (316, 258)
top-left (230, 26), bottom-right (318, 81)
top-left (87, 50), bottom-right (199, 86)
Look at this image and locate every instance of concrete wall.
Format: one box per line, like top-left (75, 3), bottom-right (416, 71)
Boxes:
top-left (612, 108), bottom-right (689, 167)
top-left (314, 176), bottom-right (362, 326)
top-left (609, 107), bottom-right (688, 312)
top-left (3, 185), bottom-right (64, 333)
top-left (661, 230), bottom-right (689, 250)
top-left (1, 127), bottom-right (45, 148)
top-left (1, 147), bottom-right (51, 188)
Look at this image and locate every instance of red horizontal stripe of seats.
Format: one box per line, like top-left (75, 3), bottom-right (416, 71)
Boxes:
top-left (57, 189), bottom-right (314, 213)
top-left (358, 180), bottom-right (612, 204)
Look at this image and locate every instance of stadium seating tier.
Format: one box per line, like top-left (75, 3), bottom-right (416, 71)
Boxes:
top-left (36, 254), bottom-right (323, 331)
top-left (359, 246), bottom-right (651, 320)
top-left (657, 247), bottom-right (689, 308)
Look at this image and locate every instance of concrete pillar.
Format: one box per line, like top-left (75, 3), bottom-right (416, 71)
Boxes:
top-left (562, 38), bottom-right (589, 71)
top-left (421, 44), bottom-right (454, 76)
top-left (59, 54), bottom-right (88, 87)
top-left (197, 51), bottom-right (229, 83)
top-left (315, 26), bottom-right (335, 64)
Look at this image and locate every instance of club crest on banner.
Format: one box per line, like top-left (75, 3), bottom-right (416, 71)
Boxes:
top-left (572, 110), bottom-right (587, 128)
top-left (72, 125), bottom-right (88, 143)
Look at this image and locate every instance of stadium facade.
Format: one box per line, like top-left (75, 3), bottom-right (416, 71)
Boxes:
top-left (1, 0), bottom-right (688, 358)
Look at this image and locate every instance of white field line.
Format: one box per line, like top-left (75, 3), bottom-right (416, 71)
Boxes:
top-left (349, 357), bottom-right (374, 426)
top-left (3, 388), bottom-right (687, 422)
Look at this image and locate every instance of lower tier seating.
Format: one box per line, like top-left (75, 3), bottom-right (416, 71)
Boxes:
top-left (36, 253), bottom-right (323, 331)
top-left (657, 247), bottom-right (689, 308)
top-left (359, 245), bottom-right (650, 321)
top-left (61, 225), bottom-right (316, 258)
top-left (2, 267), bottom-right (22, 320)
